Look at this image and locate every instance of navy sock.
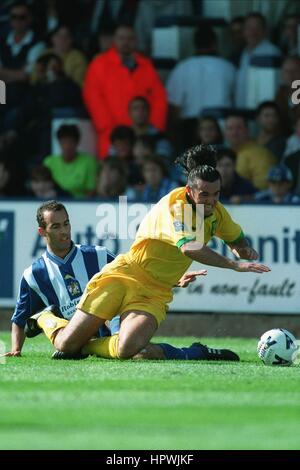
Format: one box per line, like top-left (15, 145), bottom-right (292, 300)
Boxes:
top-left (158, 343), bottom-right (206, 360)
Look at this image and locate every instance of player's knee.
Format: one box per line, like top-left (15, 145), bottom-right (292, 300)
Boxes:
top-left (117, 339), bottom-right (139, 359)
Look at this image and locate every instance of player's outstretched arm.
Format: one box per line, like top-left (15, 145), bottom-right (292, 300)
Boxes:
top-left (227, 237), bottom-right (259, 260)
top-left (181, 241), bottom-right (270, 273)
top-left (0, 323), bottom-right (25, 357)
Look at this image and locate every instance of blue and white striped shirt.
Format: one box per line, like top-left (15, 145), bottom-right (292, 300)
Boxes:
top-left (12, 244), bottom-right (115, 328)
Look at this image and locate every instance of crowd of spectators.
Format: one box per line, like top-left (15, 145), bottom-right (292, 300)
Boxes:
top-left (0, 0), bottom-right (300, 204)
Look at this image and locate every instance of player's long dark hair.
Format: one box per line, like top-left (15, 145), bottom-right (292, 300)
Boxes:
top-left (175, 144), bottom-right (220, 187)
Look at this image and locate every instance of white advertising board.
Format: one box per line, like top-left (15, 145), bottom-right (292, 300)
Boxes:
top-left (0, 201), bottom-right (299, 314)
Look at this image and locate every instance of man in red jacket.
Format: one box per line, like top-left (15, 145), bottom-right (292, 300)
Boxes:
top-left (83, 23), bottom-right (167, 158)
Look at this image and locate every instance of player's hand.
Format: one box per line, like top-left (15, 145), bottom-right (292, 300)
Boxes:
top-left (231, 247), bottom-right (259, 260)
top-left (0, 350), bottom-right (22, 357)
top-left (233, 262), bottom-right (271, 273)
top-left (177, 270), bottom-right (207, 288)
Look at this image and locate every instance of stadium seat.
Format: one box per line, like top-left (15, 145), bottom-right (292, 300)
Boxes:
top-left (152, 16), bottom-right (227, 61)
top-left (246, 56), bottom-right (282, 110)
top-left (51, 107), bottom-right (98, 157)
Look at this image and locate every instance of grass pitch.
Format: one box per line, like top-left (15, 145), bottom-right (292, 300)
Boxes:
top-left (0, 333), bottom-right (299, 450)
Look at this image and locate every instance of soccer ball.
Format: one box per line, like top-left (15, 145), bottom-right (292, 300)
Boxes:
top-left (257, 328), bottom-right (299, 366)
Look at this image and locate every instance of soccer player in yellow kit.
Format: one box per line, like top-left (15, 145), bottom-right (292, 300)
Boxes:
top-left (25, 145), bottom-right (270, 361)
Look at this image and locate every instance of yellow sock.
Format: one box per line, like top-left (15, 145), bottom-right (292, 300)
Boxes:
top-left (37, 313), bottom-right (68, 344)
top-left (82, 334), bottom-right (119, 359)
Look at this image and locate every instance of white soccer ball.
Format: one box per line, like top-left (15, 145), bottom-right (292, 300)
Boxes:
top-left (257, 328), bottom-right (299, 366)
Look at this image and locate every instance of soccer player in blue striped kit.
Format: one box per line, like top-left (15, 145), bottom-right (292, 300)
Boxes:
top-left (4, 200), bottom-right (118, 357)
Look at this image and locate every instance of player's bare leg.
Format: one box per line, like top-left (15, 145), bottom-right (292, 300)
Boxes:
top-left (53, 309), bottom-right (105, 353)
top-left (117, 310), bottom-right (158, 359)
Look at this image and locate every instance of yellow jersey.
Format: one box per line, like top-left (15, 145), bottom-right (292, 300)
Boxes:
top-left (130, 187), bottom-right (243, 288)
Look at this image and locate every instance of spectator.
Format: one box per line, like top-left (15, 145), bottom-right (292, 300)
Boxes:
top-left (196, 117), bottom-right (223, 146)
top-left (255, 101), bottom-right (286, 160)
top-left (83, 23), bottom-right (167, 158)
top-left (235, 12), bottom-right (281, 109)
top-left (32, 53), bottom-right (82, 107)
top-left (24, 53), bottom-right (83, 160)
top-left (110, 125), bottom-right (135, 159)
top-left (284, 150), bottom-right (300, 196)
top-left (255, 165), bottom-right (300, 204)
top-left (93, 25), bottom-right (115, 56)
top-left (224, 114), bottom-right (276, 189)
top-left (31, 25), bottom-right (88, 87)
top-left (109, 125), bottom-right (142, 186)
top-left (0, 2), bottom-right (45, 81)
top-left (283, 116), bottom-right (300, 158)
top-left (0, 1), bottom-right (45, 132)
top-left (167, 24), bottom-right (236, 150)
top-left (129, 96), bottom-right (172, 159)
top-left (216, 148), bottom-right (257, 204)
top-left (28, 165), bottom-right (71, 199)
top-left (275, 56), bottom-right (300, 134)
top-left (133, 135), bottom-right (155, 167)
top-left (140, 155), bottom-right (177, 202)
top-left (278, 14), bottom-right (300, 56)
top-left (95, 157), bottom-right (135, 200)
top-left (43, 124), bottom-right (97, 198)
top-left (226, 16), bottom-right (245, 66)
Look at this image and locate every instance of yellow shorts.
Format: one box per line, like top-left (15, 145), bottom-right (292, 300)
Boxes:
top-left (77, 253), bottom-right (173, 326)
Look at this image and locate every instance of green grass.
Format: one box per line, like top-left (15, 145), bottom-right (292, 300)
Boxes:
top-left (0, 333), bottom-right (300, 450)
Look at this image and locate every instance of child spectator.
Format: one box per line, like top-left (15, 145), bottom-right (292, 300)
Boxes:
top-left (216, 148), bottom-right (257, 203)
top-left (28, 165), bottom-right (71, 199)
top-left (283, 116), bottom-right (300, 159)
top-left (140, 155), bottom-right (177, 202)
top-left (129, 96), bottom-right (172, 159)
top-left (43, 124), bottom-right (97, 198)
top-left (196, 116), bottom-right (223, 146)
top-left (255, 101), bottom-right (286, 160)
top-left (133, 135), bottom-right (155, 166)
top-left (32, 53), bottom-right (82, 107)
top-left (31, 25), bottom-right (87, 87)
top-left (255, 165), bottom-right (300, 204)
top-left (95, 158), bottom-right (135, 201)
top-left (110, 125), bottom-right (142, 186)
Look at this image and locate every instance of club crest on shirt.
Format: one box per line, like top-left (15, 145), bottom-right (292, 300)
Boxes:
top-left (64, 274), bottom-right (82, 299)
top-left (173, 221), bottom-right (185, 232)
